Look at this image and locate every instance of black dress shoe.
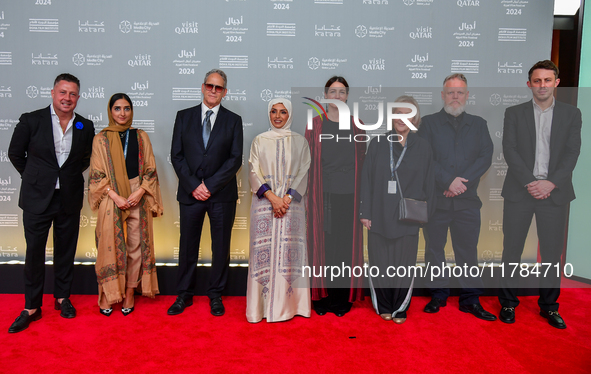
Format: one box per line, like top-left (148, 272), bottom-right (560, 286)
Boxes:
top-left (499, 307), bottom-right (515, 324)
top-left (314, 308), bottom-right (327, 316)
top-left (8, 308), bottom-right (42, 333)
top-left (424, 297), bottom-right (446, 313)
top-left (100, 308), bottom-right (113, 317)
top-left (122, 307), bottom-right (134, 316)
top-left (459, 303), bottom-right (497, 321)
top-left (55, 298), bottom-right (76, 319)
top-left (167, 296), bottom-right (193, 315)
top-left (312, 299), bottom-right (333, 316)
top-left (540, 310), bottom-right (566, 329)
top-left (209, 297), bottom-right (225, 316)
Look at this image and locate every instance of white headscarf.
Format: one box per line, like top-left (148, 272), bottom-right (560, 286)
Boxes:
top-left (261, 98), bottom-right (294, 139)
top-left (248, 96), bottom-right (310, 199)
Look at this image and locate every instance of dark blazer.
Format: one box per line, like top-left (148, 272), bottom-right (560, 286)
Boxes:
top-left (8, 106), bottom-right (95, 215)
top-left (360, 132), bottom-right (435, 239)
top-left (418, 109), bottom-right (493, 210)
top-left (171, 104), bottom-right (243, 204)
top-left (501, 100), bottom-right (582, 205)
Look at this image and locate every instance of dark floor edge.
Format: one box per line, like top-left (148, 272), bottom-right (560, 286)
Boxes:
top-left (0, 264), bottom-right (562, 297)
top-left (569, 275), bottom-right (591, 285)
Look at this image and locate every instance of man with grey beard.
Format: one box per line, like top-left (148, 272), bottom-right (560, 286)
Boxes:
top-left (417, 73), bottom-right (495, 321)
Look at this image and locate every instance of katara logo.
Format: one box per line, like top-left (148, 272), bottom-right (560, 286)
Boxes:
top-left (304, 98), bottom-right (418, 141)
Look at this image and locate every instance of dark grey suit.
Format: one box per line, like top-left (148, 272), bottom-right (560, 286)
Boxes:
top-left (499, 99), bottom-right (582, 311)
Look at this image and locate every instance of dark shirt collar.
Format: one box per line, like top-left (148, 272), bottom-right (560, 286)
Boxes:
top-left (439, 108), bottom-right (467, 131)
top-left (445, 110), bottom-right (465, 124)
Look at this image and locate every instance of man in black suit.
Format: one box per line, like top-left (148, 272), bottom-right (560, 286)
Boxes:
top-left (168, 69), bottom-right (243, 316)
top-left (498, 60), bottom-right (581, 329)
top-left (7, 73), bottom-right (95, 333)
top-left (418, 73), bottom-right (496, 321)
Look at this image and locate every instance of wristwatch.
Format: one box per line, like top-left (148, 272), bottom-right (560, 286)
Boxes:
top-left (287, 194), bottom-right (293, 200)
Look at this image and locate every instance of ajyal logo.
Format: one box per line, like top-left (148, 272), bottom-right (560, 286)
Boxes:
top-left (302, 97), bottom-right (328, 121)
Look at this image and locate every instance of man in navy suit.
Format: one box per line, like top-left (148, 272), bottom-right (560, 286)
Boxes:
top-left (8, 73), bottom-right (95, 333)
top-left (168, 69), bottom-right (243, 316)
top-left (498, 60), bottom-right (582, 329)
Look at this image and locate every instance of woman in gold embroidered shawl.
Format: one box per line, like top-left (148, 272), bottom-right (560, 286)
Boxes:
top-left (88, 93), bottom-right (163, 316)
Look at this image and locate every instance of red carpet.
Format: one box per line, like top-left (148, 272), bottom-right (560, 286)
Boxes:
top-left (1, 290), bottom-right (590, 374)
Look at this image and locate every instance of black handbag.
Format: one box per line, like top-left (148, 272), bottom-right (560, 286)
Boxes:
top-left (390, 141), bottom-right (428, 224)
top-left (396, 172), bottom-right (428, 224)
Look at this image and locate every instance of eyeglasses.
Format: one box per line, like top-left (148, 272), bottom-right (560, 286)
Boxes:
top-left (204, 83), bottom-right (225, 93)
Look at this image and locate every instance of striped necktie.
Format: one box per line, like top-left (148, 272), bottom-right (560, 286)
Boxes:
top-left (203, 109), bottom-right (213, 147)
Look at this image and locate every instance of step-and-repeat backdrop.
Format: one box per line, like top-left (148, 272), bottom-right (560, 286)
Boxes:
top-left (0, 0), bottom-right (554, 264)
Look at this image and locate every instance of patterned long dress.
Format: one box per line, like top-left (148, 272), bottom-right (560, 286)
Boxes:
top-left (246, 132), bottom-right (311, 323)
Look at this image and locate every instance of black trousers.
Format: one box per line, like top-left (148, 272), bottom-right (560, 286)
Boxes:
top-left (368, 232), bottom-right (418, 316)
top-left (23, 190), bottom-right (80, 309)
top-left (177, 200), bottom-right (236, 299)
top-left (423, 208), bottom-right (483, 305)
top-left (313, 193), bottom-right (354, 314)
top-left (499, 196), bottom-right (567, 312)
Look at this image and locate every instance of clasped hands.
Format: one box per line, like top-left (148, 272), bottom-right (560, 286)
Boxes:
top-left (265, 191), bottom-right (291, 218)
top-left (192, 182), bottom-right (211, 201)
top-left (526, 180), bottom-right (555, 200)
top-left (444, 177), bottom-right (469, 198)
top-left (109, 187), bottom-right (146, 210)
top-left (443, 176), bottom-right (555, 200)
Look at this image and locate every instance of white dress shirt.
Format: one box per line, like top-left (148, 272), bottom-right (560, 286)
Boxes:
top-left (532, 98), bottom-right (554, 180)
top-left (201, 102), bottom-right (221, 131)
top-left (50, 104), bottom-right (75, 189)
